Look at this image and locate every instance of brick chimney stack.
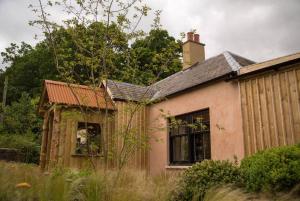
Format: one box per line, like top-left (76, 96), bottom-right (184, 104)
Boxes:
top-left (182, 32), bottom-right (205, 69)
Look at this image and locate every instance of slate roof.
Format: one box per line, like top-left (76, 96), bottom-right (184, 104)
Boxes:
top-left (41, 80), bottom-right (114, 109)
top-left (105, 79), bottom-right (155, 102)
top-left (106, 51), bottom-right (255, 102)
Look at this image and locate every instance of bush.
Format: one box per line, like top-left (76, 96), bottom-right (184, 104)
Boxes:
top-left (240, 144), bottom-right (300, 192)
top-left (0, 134), bottom-right (40, 164)
top-left (171, 160), bottom-right (241, 201)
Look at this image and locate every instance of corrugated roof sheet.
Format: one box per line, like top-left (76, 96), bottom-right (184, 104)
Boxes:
top-left (106, 51), bottom-right (255, 101)
top-left (44, 80), bottom-right (114, 109)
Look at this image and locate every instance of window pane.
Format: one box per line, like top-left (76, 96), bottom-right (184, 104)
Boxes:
top-left (76, 122), bottom-right (101, 155)
top-left (194, 134), bottom-right (204, 161)
top-left (192, 110), bottom-right (210, 133)
top-left (169, 118), bottom-right (188, 136)
top-left (172, 136), bottom-right (189, 162)
top-left (170, 127), bottom-right (179, 136)
top-left (203, 133), bottom-right (211, 159)
top-left (194, 133), bottom-right (211, 162)
top-left (178, 125), bottom-right (187, 134)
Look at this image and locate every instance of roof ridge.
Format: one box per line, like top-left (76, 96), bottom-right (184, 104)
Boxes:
top-left (227, 51), bottom-right (256, 63)
top-left (150, 52), bottom-right (226, 88)
top-left (222, 51), bottom-right (241, 71)
top-left (45, 80), bottom-right (100, 91)
top-left (107, 79), bottom-right (148, 89)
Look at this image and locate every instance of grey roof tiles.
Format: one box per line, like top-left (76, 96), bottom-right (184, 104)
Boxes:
top-left (106, 51), bottom-right (255, 102)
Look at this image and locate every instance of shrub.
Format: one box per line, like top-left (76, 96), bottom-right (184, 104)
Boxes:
top-left (171, 160), bottom-right (241, 201)
top-left (240, 144), bottom-right (300, 192)
top-left (0, 133), bottom-right (40, 164)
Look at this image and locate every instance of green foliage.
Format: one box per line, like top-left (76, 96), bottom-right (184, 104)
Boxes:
top-left (1, 93), bottom-right (41, 135)
top-left (1, 42), bottom-right (57, 103)
top-left (0, 27), bottom-right (181, 105)
top-left (240, 144), bottom-right (300, 192)
top-left (50, 25), bottom-right (182, 86)
top-left (128, 29), bottom-right (182, 85)
top-left (0, 134), bottom-right (40, 164)
top-left (171, 160), bottom-right (241, 201)
top-left (52, 22), bottom-right (129, 85)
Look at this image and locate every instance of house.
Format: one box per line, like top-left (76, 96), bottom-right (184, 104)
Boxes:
top-left (38, 32), bottom-right (300, 175)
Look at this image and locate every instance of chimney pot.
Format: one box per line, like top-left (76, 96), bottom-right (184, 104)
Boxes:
top-left (187, 32), bottom-right (194, 41)
top-left (194, 34), bottom-right (200, 43)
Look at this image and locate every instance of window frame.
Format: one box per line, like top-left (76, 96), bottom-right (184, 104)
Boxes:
top-left (168, 108), bottom-right (211, 165)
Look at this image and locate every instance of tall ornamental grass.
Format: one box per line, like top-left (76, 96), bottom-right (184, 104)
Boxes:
top-left (0, 161), bottom-right (176, 201)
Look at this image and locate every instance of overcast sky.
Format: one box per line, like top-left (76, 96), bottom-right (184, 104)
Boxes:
top-left (1, 0), bottom-right (300, 69)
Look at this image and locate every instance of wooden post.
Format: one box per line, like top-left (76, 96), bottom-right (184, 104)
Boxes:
top-left (50, 107), bottom-right (61, 168)
top-left (0, 76), bottom-right (8, 123)
top-left (40, 111), bottom-right (49, 170)
top-left (2, 76), bottom-right (8, 108)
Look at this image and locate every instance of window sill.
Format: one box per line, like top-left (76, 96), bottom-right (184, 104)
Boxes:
top-left (165, 165), bottom-right (191, 170)
top-left (71, 154), bottom-right (103, 157)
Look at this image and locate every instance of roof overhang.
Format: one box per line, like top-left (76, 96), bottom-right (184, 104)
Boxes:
top-left (238, 52), bottom-right (300, 77)
top-left (38, 80), bottom-right (115, 115)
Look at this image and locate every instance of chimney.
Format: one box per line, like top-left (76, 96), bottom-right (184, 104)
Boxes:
top-left (182, 32), bottom-right (205, 69)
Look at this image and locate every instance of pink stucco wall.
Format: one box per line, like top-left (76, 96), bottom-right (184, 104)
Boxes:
top-left (147, 80), bottom-right (244, 175)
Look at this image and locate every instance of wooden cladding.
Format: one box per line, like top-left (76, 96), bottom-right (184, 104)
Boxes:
top-left (240, 64), bottom-right (300, 156)
top-left (40, 101), bottom-right (148, 171)
top-left (114, 101), bottom-right (149, 171)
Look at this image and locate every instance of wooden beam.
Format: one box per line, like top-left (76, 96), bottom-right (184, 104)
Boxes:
top-left (40, 111), bottom-right (49, 170)
top-left (239, 52), bottom-right (300, 75)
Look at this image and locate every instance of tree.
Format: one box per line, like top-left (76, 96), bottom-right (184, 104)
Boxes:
top-left (1, 42), bottom-right (57, 103)
top-left (31, 0), bottom-right (183, 174)
top-left (0, 23), bottom-right (182, 105)
top-left (1, 93), bottom-right (41, 135)
top-left (51, 22), bottom-right (129, 85)
top-left (127, 29), bottom-right (182, 85)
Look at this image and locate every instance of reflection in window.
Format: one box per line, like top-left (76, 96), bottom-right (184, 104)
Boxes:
top-left (76, 122), bottom-right (101, 155)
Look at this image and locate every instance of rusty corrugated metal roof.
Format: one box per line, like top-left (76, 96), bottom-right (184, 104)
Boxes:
top-left (43, 80), bottom-right (114, 109)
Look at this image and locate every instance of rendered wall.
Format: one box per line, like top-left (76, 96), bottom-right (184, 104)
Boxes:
top-left (147, 80), bottom-right (244, 175)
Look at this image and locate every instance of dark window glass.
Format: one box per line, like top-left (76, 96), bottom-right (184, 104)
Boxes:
top-left (172, 136), bottom-right (189, 162)
top-left (169, 109), bottom-right (211, 165)
top-left (76, 122), bottom-right (101, 155)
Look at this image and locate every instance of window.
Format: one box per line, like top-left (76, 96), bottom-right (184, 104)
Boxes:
top-left (76, 122), bottom-right (101, 155)
top-left (169, 109), bottom-right (211, 165)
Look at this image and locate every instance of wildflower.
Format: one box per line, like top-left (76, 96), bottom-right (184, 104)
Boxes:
top-left (15, 182), bottom-right (31, 189)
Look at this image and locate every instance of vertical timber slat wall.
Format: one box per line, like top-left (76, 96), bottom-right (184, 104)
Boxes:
top-left (240, 64), bottom-right (300, 156)
top-left (114, 101), bottom-right (149, 171)
top-left (41, 103), bottom-right (149, 171)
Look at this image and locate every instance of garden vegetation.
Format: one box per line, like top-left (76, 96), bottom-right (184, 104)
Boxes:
top-left (0, 144), bottom-right (299, 201)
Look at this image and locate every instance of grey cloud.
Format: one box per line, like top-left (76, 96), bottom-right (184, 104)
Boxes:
top-left (1, 0), bottom-right (300, 69)
top-left (151, 0), bottom-right (300, 61)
